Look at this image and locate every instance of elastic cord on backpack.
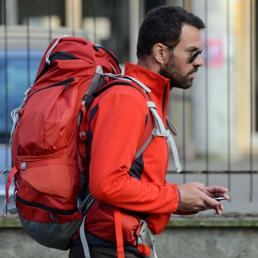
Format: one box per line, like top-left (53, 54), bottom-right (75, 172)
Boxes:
top-left (10, 84), bottom-right (34, 144)
top-left (45, 35), bottom-right (68, 65)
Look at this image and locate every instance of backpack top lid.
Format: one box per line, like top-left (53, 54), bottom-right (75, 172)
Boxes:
top-left (35, 36), bottom-right (122, 84)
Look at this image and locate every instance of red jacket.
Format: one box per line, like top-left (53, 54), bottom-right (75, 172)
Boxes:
top-left (85, 62), bottom-right (179, 245)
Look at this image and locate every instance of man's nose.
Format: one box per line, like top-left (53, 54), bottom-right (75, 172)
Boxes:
top-left (193, 55), bottom-right (204, 67)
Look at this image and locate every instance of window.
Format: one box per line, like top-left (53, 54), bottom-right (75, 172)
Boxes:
top-left (82, 0), bottom-right (129, 62)
top-left (0, 50), bottom-right (42, 142)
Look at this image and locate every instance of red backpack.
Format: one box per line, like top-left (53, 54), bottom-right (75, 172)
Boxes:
top-left (5, 35), bottom-right (122, 250)
top-left (5, 35), bottom-right (181, 258)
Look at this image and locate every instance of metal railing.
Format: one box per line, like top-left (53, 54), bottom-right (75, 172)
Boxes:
top-left (0, 0), bottom-right (257, 212)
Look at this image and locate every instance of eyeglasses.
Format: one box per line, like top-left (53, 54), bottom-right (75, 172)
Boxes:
top-left (188, 48), bottom-right (203, 64)
top-left (164, 43), bottom-right (203, 64)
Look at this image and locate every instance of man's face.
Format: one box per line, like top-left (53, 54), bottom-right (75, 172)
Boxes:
top-left (160, 24), bottom-right (204, 89)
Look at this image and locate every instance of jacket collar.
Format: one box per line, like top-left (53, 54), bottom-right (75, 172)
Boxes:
top-left (124, 63), bottom-right (170, 119)
top-left (124, 62), bottom-right (170, 97)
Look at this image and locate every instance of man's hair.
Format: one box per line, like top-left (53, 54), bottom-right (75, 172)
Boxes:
top-left (137, 6), bottom-right (205, 58)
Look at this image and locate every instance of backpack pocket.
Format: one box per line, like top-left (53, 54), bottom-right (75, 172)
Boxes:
top-left (18, 158), bottom-right (79, 199)
top-left (15, 156), bottom-right (82, 250)
top-left (17, 77), bottom-right (79, 154)
top-left (16, 195), bottom-right (82, 250)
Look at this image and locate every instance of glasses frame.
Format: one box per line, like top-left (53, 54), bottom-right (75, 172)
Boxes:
top-left (188, 48), bottom-right (203, 64)
top-left (163, 43), bottom-right (203, 64)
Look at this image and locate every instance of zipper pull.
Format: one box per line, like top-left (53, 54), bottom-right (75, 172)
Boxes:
top-left (49, 212), bottom-right (57, 222)
top-left (64, 77), bottom-right (75, 89)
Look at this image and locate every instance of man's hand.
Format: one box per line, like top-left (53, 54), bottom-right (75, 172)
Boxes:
top-left (176, 182), bottom-right (230, 215)
top-left (206, 185), bottom-right (230, 215)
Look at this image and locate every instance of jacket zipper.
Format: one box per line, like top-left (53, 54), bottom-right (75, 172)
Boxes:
top-left (162, 85), bottom-right (170, 175)
top-left (162, 84), bottom-right (167, 121)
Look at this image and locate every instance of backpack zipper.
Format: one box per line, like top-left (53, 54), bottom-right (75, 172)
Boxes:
top-left (32, 77), bottom-right (74, 95)
top-left (24, 77), bottom-right (75, 104)
top-left (16, 195), bottom-right (78, 215)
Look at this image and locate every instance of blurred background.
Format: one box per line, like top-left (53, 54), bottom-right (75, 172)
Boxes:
top-left (0, 0), bottom-right (257, 214)
top-left (1, 1), bottom-right (258, 257)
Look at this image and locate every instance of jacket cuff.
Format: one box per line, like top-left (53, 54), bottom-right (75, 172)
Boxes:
top-left (169, 184), bottom-right (181, 213)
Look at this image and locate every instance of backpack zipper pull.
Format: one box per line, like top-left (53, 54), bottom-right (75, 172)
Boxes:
top-left (49, 212), bottom-right (57, 223)
top-left (64, 77), bottom-right (75, 89)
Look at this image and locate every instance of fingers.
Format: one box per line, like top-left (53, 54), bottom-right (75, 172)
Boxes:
top-left (202, 192), bottom-right (226, 215)
top-left (177, 182), bottom-right (229, 215)
top-left (206, 185), bottom-right (228, 194)
top-left (222, 193), bottom-right (230, 201)
top-left (202, 193), bottom-right (220, 208)
top-left (206, 185), bottom-right (231, 200)
top-left (215, 203), bottom-right (224, 215)
top-left (215, 206), bottom-right (221, 215)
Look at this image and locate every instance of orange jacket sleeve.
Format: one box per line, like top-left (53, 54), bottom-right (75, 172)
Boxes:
top-left (88, 86), bottom-right (179, 214)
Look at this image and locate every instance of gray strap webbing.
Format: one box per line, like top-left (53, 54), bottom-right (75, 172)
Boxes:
top-left (166, 115), bottom-right (177, 136)
top-left (147, 101), bottom-right (182, 173)
top-left (79, 195), bottom-right (95, 258)
top-left (80, 215), bottom-right (91, 258)
top-left (139, 221), bottom-right (158, 258)
top-left (166, 133), bottom-right (182, 173)
top-left (83, 66), bottom-right (104, 98)
top-left (135, 133), bottom-right (153, 159)
top-left (103, 73), bottom-right (151, 93)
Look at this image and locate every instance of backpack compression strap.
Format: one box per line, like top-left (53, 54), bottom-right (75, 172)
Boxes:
top-left (114, 209), bottom-right (125, 258)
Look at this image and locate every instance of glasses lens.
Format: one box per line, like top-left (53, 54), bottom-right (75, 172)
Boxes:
top-left (189, 48), bottom-right (203, 63)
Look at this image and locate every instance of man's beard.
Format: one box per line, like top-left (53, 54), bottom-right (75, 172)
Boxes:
top-left (160, 62), bottom-right (198, 90)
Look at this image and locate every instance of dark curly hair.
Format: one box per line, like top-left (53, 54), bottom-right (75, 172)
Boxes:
top-left (137, 6), bottom-right (205, 58)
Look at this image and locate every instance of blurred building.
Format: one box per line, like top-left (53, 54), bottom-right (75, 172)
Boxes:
top-left (0, 0), bottom-right (257, 171)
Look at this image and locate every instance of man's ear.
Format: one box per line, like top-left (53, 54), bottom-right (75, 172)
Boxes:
top-left (152, 43), bottom-right (170, 65)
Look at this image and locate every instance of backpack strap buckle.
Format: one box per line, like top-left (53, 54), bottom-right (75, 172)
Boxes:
top-left (137, 221), bottom-right (158, 258)
top-left (152, 128), bottom-right (170, 137)
top-left (5, 166), bottom-right (18, 203)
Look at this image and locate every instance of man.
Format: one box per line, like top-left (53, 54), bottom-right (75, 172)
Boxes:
top-left (69, 5), bottom-right (229, 258)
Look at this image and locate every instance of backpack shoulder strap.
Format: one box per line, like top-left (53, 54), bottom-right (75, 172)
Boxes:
top-left (92, 75), bottom-right (154, 159)
top-left (78, 73), bottom-right (181, 172)
top-left (102, 74), bottom-right (182, 172)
